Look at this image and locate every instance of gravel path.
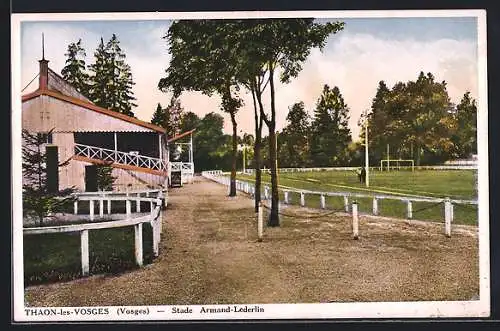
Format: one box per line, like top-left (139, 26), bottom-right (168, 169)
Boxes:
top-left (25, 176), bottom-right (479, 306)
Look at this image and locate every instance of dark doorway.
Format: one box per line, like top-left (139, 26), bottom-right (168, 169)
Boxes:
top-left (85, 165), bottom-right (98, 192)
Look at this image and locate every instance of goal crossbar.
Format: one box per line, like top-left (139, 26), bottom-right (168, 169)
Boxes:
top-left (380, 159), bottom-right (415, 171)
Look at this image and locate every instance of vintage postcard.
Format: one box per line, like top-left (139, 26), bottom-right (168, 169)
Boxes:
top-left (11, 9), bottom-right (489, 322)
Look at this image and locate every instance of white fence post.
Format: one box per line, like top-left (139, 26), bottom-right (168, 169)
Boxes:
top-left (107, 199), bottom-right (111, 214)
top-left (284, 191), bottom-right (289, 204)
top-left (74, 200), bottom-right (78, 215)
top-left (89, 200), bottom-right (94, 221)
top-left (126, 199), bottom-right (131, 216)
top-left (152, 219), bottom-right (159, 257)
top-left (444, 198), bottom-right (452, 237)
top-left (320, 195), bottom-right (326, 209)
top-left (136, 194), bottom-right (141, 213)
top-left (80, 230), bottom-right (89, 276)
top-left (407, 200), bottom-right (413, 219)
top-left (372, 197), bottom-right (378, 216)
top-left (352, 201), bottom-right (359, 240)
top-left (300, 192), bottom-right (305, 207)
top-left (344, 196), bottom-right (349, 212)
top-left (134, 223), bottom-right (143, 266)
top-left (257, 202), bottom-right (263, 242)
top-left (99, 199), bottom-right (104, 217)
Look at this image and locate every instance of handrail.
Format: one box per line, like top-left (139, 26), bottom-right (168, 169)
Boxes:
top-left (23, 191), bottom-right (166, 277)
top-left (74, 143), bottom-right (168, 171)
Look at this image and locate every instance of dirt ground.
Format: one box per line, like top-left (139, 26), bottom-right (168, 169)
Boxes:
top-left (25, 176), bottom-right (479, 306)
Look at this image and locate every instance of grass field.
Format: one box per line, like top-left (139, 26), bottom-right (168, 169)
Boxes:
top-left (238, 169), bottom-right (478, 225)
top-left (24, 225), bottom-right (154, 285)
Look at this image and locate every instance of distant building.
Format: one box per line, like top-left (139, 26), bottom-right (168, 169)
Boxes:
top-left (22, 57), bottom-right (169, 191)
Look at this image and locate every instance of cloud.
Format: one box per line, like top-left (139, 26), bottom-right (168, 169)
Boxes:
top-left (20, 23), bottom-right (478, 141)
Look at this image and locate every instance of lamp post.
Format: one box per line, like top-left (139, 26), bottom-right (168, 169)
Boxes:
top-left (364, 109), bottom-right (370, 187)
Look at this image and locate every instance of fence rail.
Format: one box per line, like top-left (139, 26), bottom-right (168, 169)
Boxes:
top-left (201, 171), bottom-right (478, 236)
top-left (23, 190), bottom-right (166, 277)
top-left (74, 143), bottom-right (168, 172)
top-left (242, 164), bottom-right (478, 174)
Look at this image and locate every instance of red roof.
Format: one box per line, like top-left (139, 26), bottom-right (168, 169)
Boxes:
top-left (22, 88), bottom-right (166, 134)
top-left (167, 129), bottom-right (196, 143)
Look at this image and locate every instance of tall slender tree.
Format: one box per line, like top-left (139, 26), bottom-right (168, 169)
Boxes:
top-left (310, 85), bottom-right (352, 166)
top-left (280, 102), bottom-right (311, 167)
top-left (61, 39), bottom-right (90, 96)
top-left (88, 34), bottom-right (137, 117)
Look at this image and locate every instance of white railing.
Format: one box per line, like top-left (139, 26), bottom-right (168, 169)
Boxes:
top-left (74, 143), bottom-right (168, 172)
top-left (169, 162), bottom-right (194, 184)
top-left (243, 165), bottom-right (478, 174)
top-left (24, 190), bottom-right (167, 277)
top-left (201, 171), bottom-right (478, 234)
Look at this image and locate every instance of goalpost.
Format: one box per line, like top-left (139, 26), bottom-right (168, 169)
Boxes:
top-left (380, 159), bottom-right (415, 171)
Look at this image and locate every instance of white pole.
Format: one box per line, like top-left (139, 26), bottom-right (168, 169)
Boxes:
top-left (407, 200), bottom-right (413, 219)
top-left (284, 191), bottom-right (289, 204)
top-left (243, 146), bottom-right (246, 173)
top-left (300, 192), bottom-right (305, 207)
top-left (352, 201), bottom-right (359, 240)
top-left (344, 196), bottom-right (349, 212)
top-left (114, 132), bottom-right (118, 160)
top-left (445, 198), bottom-right (452, 237)
top-left (372, 197), bottom-right (378, 216)
top-left (107, 199), bottom-right (111, 214)
top-left (89, 200), bottom-right (94, 221)
top-left (365, 109), bottom-right (370, 187)
top-left (74, 200), bottom-right (78, 215)
top-left (258, 202), bottom-right (263, 242)
top-left (320, 195), bottom-right (326, 209)
top-left (80, 230), bottom-right (89, 276)
top-left (387, 143), bottom-right (390, 171)
top-left (134, 223), bottom-right (143, 266)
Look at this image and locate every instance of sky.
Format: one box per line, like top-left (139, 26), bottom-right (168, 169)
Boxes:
top-left (19, 15), bottom-right (479, 140)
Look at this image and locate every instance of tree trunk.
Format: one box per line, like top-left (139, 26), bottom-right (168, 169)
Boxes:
top-left (229, 111), bottom-right (237, 197)
top-left (252, 84), bottom-right (263, 213)
top-left (267, 65), bottom-right (280, 227)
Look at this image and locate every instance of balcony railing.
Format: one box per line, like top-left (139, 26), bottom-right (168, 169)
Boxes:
top-left (74, 143), bottom-right (168, 172)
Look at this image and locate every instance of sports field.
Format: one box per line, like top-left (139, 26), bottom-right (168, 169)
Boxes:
top-left (238, 169), bottom-right (478, 225)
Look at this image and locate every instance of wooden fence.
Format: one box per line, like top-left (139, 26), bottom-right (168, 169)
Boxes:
top-left (201, 171), bottom-right (477, 237)
top-left (23, 189), bottom-right (167, 276)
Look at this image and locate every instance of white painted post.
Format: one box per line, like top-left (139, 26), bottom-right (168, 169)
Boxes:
top-left (126, 199), bottom-right (131, 216)
top-left (74, 200), bottom-right (78, 215)
top-left (135, 223), bottom-right (143, 266)
top-left (320, 195), bottom-right (326, 209)
top-left (150, 201), bottom-right (154, 214)
top-left (257, 202), bottom-right (263, 242)
top-left (80, 230), bottom-right (89, 276)
top-left (300, 192), bottom-right (305, 207)
top-left (99, 199), bottom-right (104, 217)
top-left (407, 200), bottom-right (413, 219)
top-left (352, 201), bottom-right (359, 240)
top-left (445, 198), bottom-right (452, 238)
top-left (136, 194), bottom-right (141, 213)
top-left (107, 199), bottom-right (111, 214)
top-left (264, 186), bottom-right (269, 200)
top-left (89, 200), bottom-right (94, 221)
top-left (284, 191), bottom-right (289, 204)
top-left (372, 197), bottom-right (378, 216)
top-left (152, 220), bottom-right (159, 257)
top-left (344, 196), bottom-right (349, 212)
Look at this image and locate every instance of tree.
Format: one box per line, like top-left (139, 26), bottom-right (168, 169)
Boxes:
top-left (158, 20), bottom-right (244, 197)
top-left (180, 111), bottom-right (201, 133)
top-left (22, 129), bottom-right (74, 225)
top-left (61, 39), bottom-right (90, 96)
top-left (151, 97), bottom-right (184, 139)
top-left (88, 34), bottom-right (137, 117)
top-left (234, 19), bottom-right (344, 225)
top-left (280, 101), bottom-right (311, 167)
top-left (451, 91), bottom-right (477, 158)
top-left (96, 165), bottom-right (116, 191)
top-left (310, 85), bottom-right (352, 167)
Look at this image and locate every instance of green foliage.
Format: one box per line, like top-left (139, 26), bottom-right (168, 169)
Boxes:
top-left (278, 102), bottom-right (311, 168)
top-left (363, 72), bottom-right (473, 165)
top-left (310, 85), bottom-right (352, 166)
top-left (22, 129), bottom-right (75, 225)
top-left (61, 39), bottom-right (90, 96)
top-left (96, 165), bottom-right (116, 191)
top-left (88, 35), bottom-right (137, 117)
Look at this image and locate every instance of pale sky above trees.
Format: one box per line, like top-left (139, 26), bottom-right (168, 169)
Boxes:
top-left (20, 15), bottom-right (479, 139)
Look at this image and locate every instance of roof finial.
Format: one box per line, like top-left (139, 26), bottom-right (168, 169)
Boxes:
top-left (42, 33), bottom-right (45, 60)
